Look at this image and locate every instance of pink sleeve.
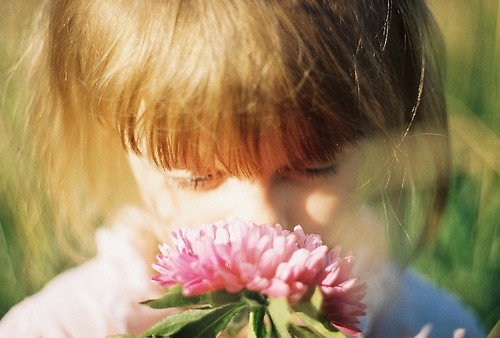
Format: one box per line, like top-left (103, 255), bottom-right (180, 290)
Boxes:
top-left (0, 207), bottom-right (173, 337)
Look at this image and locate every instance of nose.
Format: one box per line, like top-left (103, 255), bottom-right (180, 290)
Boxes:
top-left (224, 178), bottom-right (289, 227)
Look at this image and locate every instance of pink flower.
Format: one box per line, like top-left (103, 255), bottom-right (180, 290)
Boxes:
top-left (319, 248), bottom-right (367, 335)
top-left (152, 219), bottom-right (366, 335)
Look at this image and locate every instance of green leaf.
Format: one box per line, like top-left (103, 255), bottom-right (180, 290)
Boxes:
top-left (292, 301), bottom-right (319, 321)
top-left (209, 289), bottom-right (242, 306)
top-left (173, 303), bottom-right (246, 338)
top-left (294, 311), bottom-right (344, 338)
top-left (243, 290), bottom-right (269, 306)
top-left (267, 297), bottom-right (292, 338)
top-left (288, 324), bottom-right (317, 338)
top-left (143, 285), bottom-right (243, 310)
top-left (223, 307), bottom-right (249, 337)
top-left (267, 319), bottom-right (279, 338)
top-left (309, 287), bottom-right (323, 312)
top-left (141, 285), bottom-right (211, 309)
top-left (293, 288), bottom-right (322, 315)
top-left (139, 306), bottom-right (215, 337)
top-left (248, 305), bottom-right (266, 338)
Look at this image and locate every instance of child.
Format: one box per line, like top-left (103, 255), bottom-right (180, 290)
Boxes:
top-left (0, 0), bottom-right (485, 336)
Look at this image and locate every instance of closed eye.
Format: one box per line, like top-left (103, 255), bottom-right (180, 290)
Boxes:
top-left (274, 163), bottom-right (338, 181)
top-left (166, 171), bottom-right (225, 191)
top-left (302, 164), bottom-right (338, 178)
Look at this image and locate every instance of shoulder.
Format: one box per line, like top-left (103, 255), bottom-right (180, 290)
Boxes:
top-left (0, 207), bottom-right (170, 337)
top-left (367, 269), bottom-right (485, 337)
top-left (0, 257), bottom-right (116, 337)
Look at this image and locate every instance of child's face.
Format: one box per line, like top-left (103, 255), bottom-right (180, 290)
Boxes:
top-left (128, 142), bottom-right (391, 314)
top-left (127, 143), bottom-right (385, 254)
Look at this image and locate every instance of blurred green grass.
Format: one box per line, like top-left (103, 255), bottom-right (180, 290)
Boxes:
top-left (1, 0), bottom-right (498, 333)
top-left (412, 0), bottom-right (499, 331)
top-left (0, 0), bottom-right (75, 316)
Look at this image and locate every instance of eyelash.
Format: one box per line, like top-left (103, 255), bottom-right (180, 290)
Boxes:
top-left (170, 165), bottom-right (338, 191)
top-left (299, 165), bottom-right (338, 179)
top-left (171, 175), bottom-right (218, 190)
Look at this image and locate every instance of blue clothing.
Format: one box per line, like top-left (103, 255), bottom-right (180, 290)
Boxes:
top-left (366, 271), bottom-right (485, 337)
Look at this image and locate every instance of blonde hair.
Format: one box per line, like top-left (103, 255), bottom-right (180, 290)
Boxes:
top-left (25, 0), bottom-right (447, 262)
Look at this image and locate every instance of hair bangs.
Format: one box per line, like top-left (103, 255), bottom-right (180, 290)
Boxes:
top-left (104, 0), bottom-right (361, 177)
top-left (45, 0), bottom-right (444, 180)
top-left (141, 104), bottom-right (351, 178)
top-left (49, 0), bottom-right (389, 178)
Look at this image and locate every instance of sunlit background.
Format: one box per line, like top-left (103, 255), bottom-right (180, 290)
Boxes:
top-left (1, 0), bottom-right (498, 333)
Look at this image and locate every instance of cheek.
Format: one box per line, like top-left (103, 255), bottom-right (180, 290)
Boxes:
top-left (297, 168), bottom-right (360, 237)
top-left (128, 154), bottom-right (177, 222)
top-left (171, 191), bottom-right (232, 226)
top-left (303, 191), bottom-right (340, 227)
top-left (299, 185), bottom-right (360, 242)
top-left (304, 190), bottom-right (390, 289)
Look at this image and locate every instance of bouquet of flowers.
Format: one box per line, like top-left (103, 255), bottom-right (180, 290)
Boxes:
top-left (113, 219), bottom-right (366, 337)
